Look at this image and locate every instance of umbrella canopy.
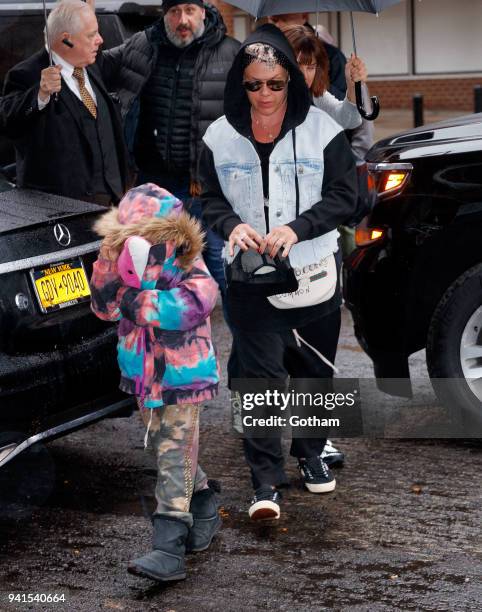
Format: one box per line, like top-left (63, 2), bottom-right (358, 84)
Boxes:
top-left (225, 0), bottom-right (403, 18)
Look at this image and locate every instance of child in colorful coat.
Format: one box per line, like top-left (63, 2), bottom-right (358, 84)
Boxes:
top-left (90, 183), bottom-right (221, 582)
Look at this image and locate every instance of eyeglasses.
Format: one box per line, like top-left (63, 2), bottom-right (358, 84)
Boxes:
top-left (243, 78), bottom-right (289, 92)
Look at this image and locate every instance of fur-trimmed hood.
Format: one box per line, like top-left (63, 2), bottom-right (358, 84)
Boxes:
top-left (94, 207), bottom-right (205, 270)
top-left (94, 183), bottom-right (205, 270)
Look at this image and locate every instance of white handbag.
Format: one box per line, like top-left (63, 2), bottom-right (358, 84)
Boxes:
top-left (268, 253), bottom-right (337, 309)
top-left (268, 129), bottom-right (337, 310)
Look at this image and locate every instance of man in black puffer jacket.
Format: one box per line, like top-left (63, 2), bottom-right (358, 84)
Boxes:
top-left (98, 0), bottom-right (240, 293)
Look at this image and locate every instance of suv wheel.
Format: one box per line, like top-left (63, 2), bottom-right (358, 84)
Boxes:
top-left (426, 264), bottom-right (482, 430)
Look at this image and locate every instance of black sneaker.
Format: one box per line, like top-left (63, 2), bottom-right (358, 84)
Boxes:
top-left (321, 439), bottom-right (345, 468)
top-left (248, 485), bottom-right (282, 520)
top-left (299, 456), bottom-right (336, 493)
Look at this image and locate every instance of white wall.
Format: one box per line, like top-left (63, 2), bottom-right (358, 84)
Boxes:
top-left (414, 0), bottom-right (482, 73)
top-left (339, 1), bottom-right (410, 76)
top-left (307, 12), bottom-right (334, 35)
top-left (233, 15), bottom-right (250, 42)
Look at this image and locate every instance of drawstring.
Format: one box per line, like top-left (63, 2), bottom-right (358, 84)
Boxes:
top-left (292, 129), bottom-right (300, 218)
top-left (293, 329), bottom-right (340, 375)
top-left (291, 131), bottom-right (339, 375)
top-left (143, 407), bottom-right (154, 449)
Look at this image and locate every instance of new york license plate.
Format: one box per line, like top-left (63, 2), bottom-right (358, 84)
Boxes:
top-left (30, 258), bottom-right (91, 313)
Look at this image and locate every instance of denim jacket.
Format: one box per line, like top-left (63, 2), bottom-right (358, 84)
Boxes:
top-left (203, 106), bottom-right (343, 269)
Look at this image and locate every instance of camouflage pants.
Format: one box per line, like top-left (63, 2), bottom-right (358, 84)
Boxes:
top-left (138, 400), bottom-right (208, 527)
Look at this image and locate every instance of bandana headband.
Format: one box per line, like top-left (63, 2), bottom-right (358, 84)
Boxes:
top-left (243, 43), bottom-right (290, 71)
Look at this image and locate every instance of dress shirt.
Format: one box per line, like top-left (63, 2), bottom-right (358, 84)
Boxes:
top-left (38, 49), bottom-right (97, 110)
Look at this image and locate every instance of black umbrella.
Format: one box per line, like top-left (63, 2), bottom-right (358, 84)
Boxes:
top-left (222, 1), bottom-right (402, 14)
top-left (222, 0), bottom-right (404, 120)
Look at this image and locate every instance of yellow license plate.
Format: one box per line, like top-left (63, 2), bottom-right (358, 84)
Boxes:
top-left (30, 258), bottom-right (91, 313)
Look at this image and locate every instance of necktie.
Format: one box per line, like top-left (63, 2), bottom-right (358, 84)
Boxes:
top-left (72, 67), bottom-right (97, 119)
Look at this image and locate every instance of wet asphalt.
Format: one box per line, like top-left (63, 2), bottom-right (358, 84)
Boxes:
top-left (0, 306), bottom-right (481, 611)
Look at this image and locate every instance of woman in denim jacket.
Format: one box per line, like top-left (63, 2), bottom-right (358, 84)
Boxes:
top-left (200, 25), bottom-right (358, 521)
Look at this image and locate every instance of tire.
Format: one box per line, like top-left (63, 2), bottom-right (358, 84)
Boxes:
top-left (426, 263), bottom-right (482, 432)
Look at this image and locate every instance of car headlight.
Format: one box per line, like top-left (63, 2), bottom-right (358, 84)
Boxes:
top-left (367, 162), bottom-right (413, 197)
top-left (355, 218), bottom-right (386, 247)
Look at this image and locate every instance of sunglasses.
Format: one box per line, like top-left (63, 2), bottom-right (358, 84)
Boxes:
top-left (243, 78), bottom-right (289, 92)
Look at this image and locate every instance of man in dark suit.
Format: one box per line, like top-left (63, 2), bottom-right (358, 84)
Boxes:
top-left (0, 0), bottom-right (129, 205)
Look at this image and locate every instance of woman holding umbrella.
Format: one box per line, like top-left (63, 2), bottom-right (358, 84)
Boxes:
top-left (200, 24), bottom-right (358, 520)
top-left (281, 24), bottom-right (369, 131)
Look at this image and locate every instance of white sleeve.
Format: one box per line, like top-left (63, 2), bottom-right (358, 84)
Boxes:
top-left (313, 90), bottom-right (362, 130)
top-left (37, 95), bottom-right (50, 110)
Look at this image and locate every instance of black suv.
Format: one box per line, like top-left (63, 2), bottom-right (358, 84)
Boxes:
top-left (0, 189), bottom-right (134, 469)
top-left (344, 113), bottom-right (482, 422)
top-left (0, 2), bottom-right (160, 470)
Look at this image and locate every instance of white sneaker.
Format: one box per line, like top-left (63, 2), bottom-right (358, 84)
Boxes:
top-left (321, 439), bottom-right (345, 468)
top-left (299, 456), bottom-right (336, 493)
top-left (248, 485), bottom-right (281, 520)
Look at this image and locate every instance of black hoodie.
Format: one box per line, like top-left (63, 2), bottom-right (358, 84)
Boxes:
top-left (223, 24), bottom-right (312, 141)
top-left (199, 24), bottom-right (358, 331)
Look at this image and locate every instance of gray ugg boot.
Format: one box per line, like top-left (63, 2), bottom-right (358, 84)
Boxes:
top-left (128, 515), bottom-right (189, 581)
top-left (186, 484), bottom-right (222, 553)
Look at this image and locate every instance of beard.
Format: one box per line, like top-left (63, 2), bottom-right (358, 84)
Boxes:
top-left (164, 17), bottom-right (205, 48)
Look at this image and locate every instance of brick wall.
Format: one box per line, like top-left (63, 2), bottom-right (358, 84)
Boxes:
top-left (208, 0), bottom-right (235, 35)
top-left (370, 77), bottom-right (482, 111)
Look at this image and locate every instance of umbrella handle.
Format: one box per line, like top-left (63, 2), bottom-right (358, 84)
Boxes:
top-left (42, 0), bottom-right (58, 104)
top-left (355, 81), bottom-right (380, 121)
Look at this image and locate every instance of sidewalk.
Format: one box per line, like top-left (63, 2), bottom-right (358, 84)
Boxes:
top-left (373, 108), bottom-right (467, 141)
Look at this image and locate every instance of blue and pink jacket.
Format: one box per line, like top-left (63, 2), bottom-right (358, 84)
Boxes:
top-left (90, 184), bottom-right (219, 408)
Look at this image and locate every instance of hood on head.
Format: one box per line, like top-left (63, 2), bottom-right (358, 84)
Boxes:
top-left (224, 23), bottom-right (311, 135)
top-left (93, 184), bottom-right (205, 270)
top-left (117, 183), bottom-right (184, 225)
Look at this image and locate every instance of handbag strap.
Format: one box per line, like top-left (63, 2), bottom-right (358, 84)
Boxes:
top-left (292, 128), bottom-right (300, 218)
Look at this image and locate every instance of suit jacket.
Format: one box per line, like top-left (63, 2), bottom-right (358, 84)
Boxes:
top-left (0, 49), bottom-right (129, 202)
